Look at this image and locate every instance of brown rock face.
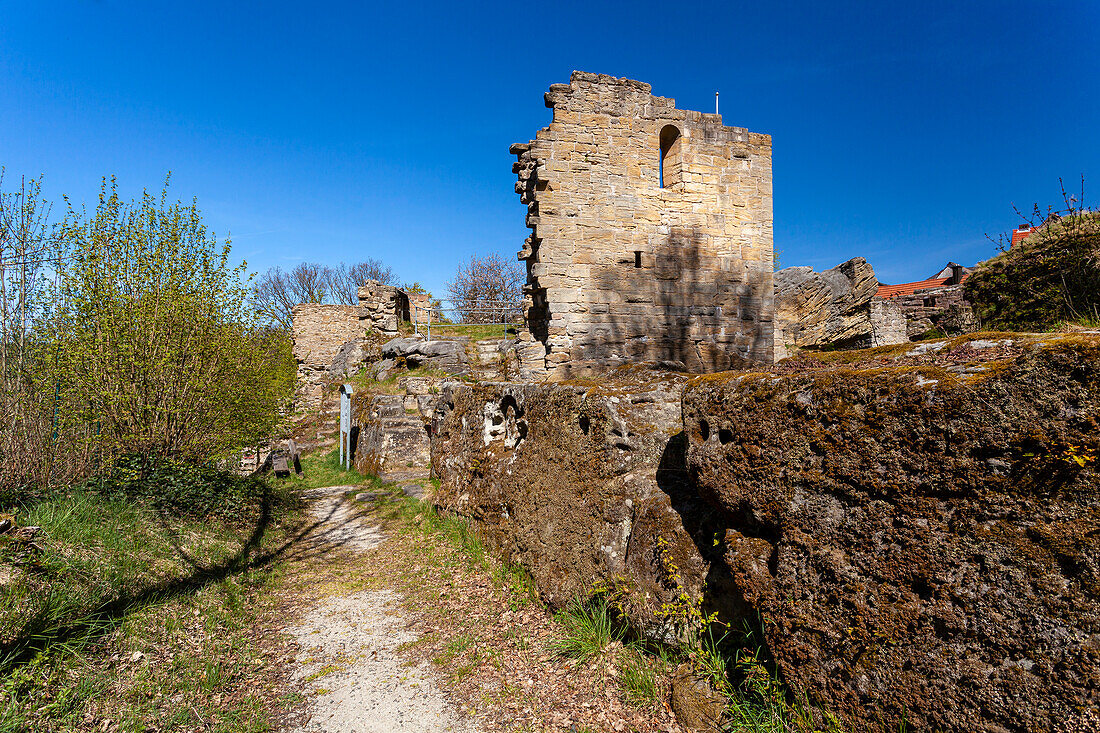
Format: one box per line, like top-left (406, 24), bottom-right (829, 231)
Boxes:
top-left (774, 257), bottom-right (907, 357)
top-left (430, 370), bottom-right (717, 640)
top-left (683, 339), bottom-right (1100, 732)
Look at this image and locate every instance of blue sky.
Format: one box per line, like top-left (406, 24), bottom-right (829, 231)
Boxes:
top-left (1, 1), bottom-right (1097, 295)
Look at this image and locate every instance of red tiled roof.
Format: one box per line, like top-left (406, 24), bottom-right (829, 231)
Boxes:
top-left (876, 273), bottom-right (970, 299)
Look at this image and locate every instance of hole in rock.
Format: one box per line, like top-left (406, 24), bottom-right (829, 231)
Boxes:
top-left (699, 419), bottom-right (710, 441)
top-left (501, 394), bottom-right (521, 418)
top-left (718, 428), bottom-right (734, 445)
top-left (579, 415), bottom-right (591, 435)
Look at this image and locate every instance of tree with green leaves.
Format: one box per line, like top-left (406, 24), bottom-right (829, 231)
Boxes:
top-left (53, 177), bottom-right (295, 462)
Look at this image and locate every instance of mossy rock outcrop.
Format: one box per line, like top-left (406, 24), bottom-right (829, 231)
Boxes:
top-left (684, 334), bottom-right (1100, 731)
top-left (430, 369), bottom-right (719, 641)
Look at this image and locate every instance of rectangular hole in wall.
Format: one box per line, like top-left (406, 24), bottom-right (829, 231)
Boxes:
top-left (634, 251), bottom-right (642, 268)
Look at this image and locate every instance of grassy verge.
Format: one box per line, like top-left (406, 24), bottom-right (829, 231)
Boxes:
top-left (369, 494), bottom-right (863, 732)
top-left (414, 324), bottom-right (521, 342)
top-left (0, 466), bottom-right (306, 732)
top-left (268, 448), bottom-right (384, 491)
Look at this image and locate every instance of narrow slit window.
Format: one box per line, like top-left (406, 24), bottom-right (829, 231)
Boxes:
top-left (634, 251), bottom-right (642, 268)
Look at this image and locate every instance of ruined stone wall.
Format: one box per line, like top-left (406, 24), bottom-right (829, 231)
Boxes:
top-left (291, 282), bottom-right (414, 409)
top-left (407, 292), bottom-right (431, 325)
top-left (868, 297), bottom-right (908, 346)
top-left (290, 304), bottom-right (362, 408)
top-left (357, 280), bottom-right (401, 335)
top-left (513, 72), bottom-right (774, 377)
top-left (891, 282), bottom-right (977, 338)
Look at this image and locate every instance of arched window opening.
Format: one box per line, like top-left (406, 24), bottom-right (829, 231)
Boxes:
top-left (659, 125), bottom-right (682, 189)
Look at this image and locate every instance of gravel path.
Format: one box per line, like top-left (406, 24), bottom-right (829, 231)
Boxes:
top-left (288, 486), bottom-right (475, 733)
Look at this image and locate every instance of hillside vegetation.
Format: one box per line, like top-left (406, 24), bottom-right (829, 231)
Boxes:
top-left (965, 208), bottom-right (1100, 330)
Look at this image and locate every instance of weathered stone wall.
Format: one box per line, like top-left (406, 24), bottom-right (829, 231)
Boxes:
top-left (353, 392), bottom-right (432, 478)
top-left (290, 304), bottom-right (362, 408)
top-left (683, 336), bottom-right (1100, 732)
top-left (512, 72), bottom-right (774, 377)
top-left (357, 280), bottom-right (401, 335)
top-left (868, 296), bottom-right (908, 345)
top-left (291, 282), bottom-right (423, 408)
top-left (890, 282), bottom-right (977, 338)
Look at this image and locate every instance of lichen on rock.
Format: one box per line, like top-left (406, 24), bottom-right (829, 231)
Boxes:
top-left (683, 335), bottom-right (1100, 731)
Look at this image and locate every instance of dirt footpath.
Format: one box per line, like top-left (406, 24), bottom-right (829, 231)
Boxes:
top-left (286, 487), bottom-right (476, 733)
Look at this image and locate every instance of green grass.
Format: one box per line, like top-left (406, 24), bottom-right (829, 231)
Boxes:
top-left (0, 465), bottom-right (303, 732)
top-left (493, 561), bottom-right (539, 610)
top-left (349, 364), bottom-right (459, 396)
top-left (549, 595), bottom-right (625, 662)
top-left (617, 646), bottom-right (664, 707)
top-left (416, 323), bottom-right (520, 342)
top-left (269, 448), bottom-right (383, 491)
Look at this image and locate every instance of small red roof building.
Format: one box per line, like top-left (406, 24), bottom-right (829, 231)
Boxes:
top-left (1011, 224), bottom-right (1035, 248)
top-left (876, 262), bottom-right (971, 300)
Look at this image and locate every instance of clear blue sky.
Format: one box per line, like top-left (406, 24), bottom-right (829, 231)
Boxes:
top-left (2, 1), bottom-right (1097, 294)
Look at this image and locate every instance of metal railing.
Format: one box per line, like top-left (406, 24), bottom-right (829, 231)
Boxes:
top-left (412, 300), bottom-right (525, 340)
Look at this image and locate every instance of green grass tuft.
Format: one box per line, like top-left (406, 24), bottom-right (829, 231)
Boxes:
top-left (549, 595), bottom-right (624, 662)
top-left (617, 646), bottom-right (663, 707)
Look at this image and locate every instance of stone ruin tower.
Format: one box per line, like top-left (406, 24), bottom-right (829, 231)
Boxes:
top-left (512, 71), bottom-right (775, 377)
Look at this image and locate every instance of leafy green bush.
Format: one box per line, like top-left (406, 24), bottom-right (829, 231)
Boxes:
top-left (53, 176), bottom-right (296, 463)
top-left (82, 454), bottom-right (278, 521)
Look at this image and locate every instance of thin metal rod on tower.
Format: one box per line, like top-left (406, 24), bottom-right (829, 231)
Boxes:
top-left (715, 91), bottom-right (719, 115)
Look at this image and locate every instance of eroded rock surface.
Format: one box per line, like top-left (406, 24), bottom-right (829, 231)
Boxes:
top-left (353, 394), bottom-right (432, 478)
top-left (382, 336), bottom-right (469, 374)
top-left (430, 367), bottom-right (717, 641)
top-left (774, 257), bottom-right (906, 358)
top-left (683, 337), bottom-right (1100, 732)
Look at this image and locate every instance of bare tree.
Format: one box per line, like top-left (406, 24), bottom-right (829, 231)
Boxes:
top-left (288, 262), bottom-right (328, 304)
top-left (327, 258), bottom-right (395, 304)
top-left (446, 253), bottom-right (524, 323)
top-left (253, 268), bottom-right (295, 330)
top-left (253, 259), bottom-right (400, 327)
top-left (252, 262), bottom-right (331, 329)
